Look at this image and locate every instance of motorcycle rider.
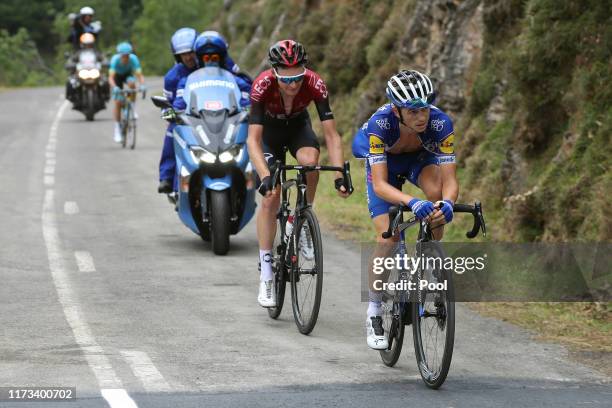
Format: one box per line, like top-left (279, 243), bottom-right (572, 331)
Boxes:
top-left (67, 6), bottom-right (98, 50)
top-left (109, 42), bottom-right (146, 143)
top-left (157, 27), bottom-right (199, 194)
top-left (65, 33), bottom-right (105, 104)
top-left (172, 31), bottom-right (251, 112)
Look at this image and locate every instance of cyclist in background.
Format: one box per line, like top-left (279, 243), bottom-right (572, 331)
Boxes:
top-left (351, 70), bottom-right (458, 350)
top-left (109, 42), bottom-right (146, 143)
top-left (246, 40), bottom-right (350, 308)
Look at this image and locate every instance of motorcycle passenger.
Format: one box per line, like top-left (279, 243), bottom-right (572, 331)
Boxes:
top-left (246, 40), bottom-right (350, 308)
top-left (157, 27), bottom-right (199, 194)
top-left (67, 6), bottom-right (98, 50)
top-left (109, 42), bottom-right (146, 143)
top-left (351, 70), bottom-right (458, 350)
top-left (172, 31), bottom-right (251, 112)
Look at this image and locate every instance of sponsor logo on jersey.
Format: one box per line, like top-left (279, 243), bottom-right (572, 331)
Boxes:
top-left (253, 76), bottom-right (272, 98)
top-left (369, 135), bottom-right (385, 154)
top-left (375, 118), bottom-right (390, 130)
top-left (430, 118), bottom-right (446, 132)
top-left (314, 78), bottom-right (328, 98)
top-left (439, 133), bottom-right (454, 154)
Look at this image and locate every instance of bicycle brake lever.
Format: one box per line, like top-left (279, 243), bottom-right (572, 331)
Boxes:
top-left (382, 206), bottom-right (400, 239)
top-left (342, 161), bottom-right (354, 194)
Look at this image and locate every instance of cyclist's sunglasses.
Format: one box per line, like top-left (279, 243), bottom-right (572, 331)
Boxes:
top-left (201, 53), bottom-right (221, 63)
top-left (274, 68), bottom-right (305, 84)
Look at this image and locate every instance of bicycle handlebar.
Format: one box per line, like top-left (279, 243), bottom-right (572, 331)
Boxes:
top-left (271, 160), bottom-right (354, 194)
top-left (382, 201), bottom-right (486, 240)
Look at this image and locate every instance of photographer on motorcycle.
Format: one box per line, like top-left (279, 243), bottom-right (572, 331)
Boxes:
top-left (67, 6), bottom-right (99, 51)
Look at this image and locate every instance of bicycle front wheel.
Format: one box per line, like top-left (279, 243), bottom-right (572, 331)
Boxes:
top-left (412, 243), bottom-right (455, 389)
top-left (290, 207), bottom-right (323, 335)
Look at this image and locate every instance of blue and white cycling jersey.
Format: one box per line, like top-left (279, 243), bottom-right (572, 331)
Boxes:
top-left (352, 103), bottom-right (455, 168)
top-left (351, 104), bottom-right (456, 217)
top-left (109, 53), bottom-right (141, 77)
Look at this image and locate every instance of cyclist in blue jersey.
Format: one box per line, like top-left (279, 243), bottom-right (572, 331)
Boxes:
top-left (158, 28), bottom-right (199, 194)
top-left (172, 31), bottom-right (251, 112)
top-left (109, 42), bottom-right (146, 143)
top-left (351, 70), bottom-right (458, 350)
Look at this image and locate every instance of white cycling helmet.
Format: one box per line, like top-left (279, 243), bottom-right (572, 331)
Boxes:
top-left (80, 6), bottom-right (94, 16)
top-left (386, 69), bottom-right (435, 109)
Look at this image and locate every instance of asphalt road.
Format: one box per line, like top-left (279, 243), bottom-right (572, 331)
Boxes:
top-left (0, 82), bottom-right (609, 407)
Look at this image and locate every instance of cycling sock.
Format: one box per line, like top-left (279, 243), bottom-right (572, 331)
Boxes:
top-left (259, 249), bottom-right (273, 281)
top-left (367, 290), bottom-right (383, 317)
top-left (367, 301), bottom-right (382, 318)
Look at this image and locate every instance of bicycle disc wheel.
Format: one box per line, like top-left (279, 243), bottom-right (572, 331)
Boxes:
top-left (268, 218), bottom-right (287, 319)
top-left (290, 207), bottom-right (323, 335)
top-left (379, 292), bottom-right (405, 367)
top-left (412, 243), bottom-right (455, 389)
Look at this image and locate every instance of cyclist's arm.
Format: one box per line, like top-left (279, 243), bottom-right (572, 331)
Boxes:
top-left (440, 162), bottom-right (458, 204)
top-left (246, 123), bottom-right (269, 180)
top-left (108, 70), bottom-right (117, 88)
top-left (320, 119), bottom-right (344, 180)
top-left (135, 71), bottom-right (145, 85)
top-left (370, 162), bottom-right (417, 207)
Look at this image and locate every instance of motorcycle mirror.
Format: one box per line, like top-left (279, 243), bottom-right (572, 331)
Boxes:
top-left (151, 96), bottom-right (171, 109)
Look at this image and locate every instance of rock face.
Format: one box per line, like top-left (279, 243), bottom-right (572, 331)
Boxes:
top-left (398, 0), bottom-right (484, 117)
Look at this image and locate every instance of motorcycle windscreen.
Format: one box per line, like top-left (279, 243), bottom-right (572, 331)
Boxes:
top-left (183, 67), bottom-right (242, 117)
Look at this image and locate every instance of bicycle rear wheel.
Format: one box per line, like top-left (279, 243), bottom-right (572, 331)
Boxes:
top-left (412, 243), bottom-right (455, 389)
top-left (290, 207), bottom-right (323, 335)
top-left (127, 104), bottom-right (137, 149)
top-left (379, 293), bottom-right (405, 367)
top-left (268, 217), bottom-right (287, 319)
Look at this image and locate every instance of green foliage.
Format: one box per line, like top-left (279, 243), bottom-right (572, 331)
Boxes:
top-left (0, 28), bottom-right (57, 86)
top-left (133, 0), bottom-right (223, 74)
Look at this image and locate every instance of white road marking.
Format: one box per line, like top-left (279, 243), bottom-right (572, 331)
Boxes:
top-left (101, 389), bottom-right (139, 408)
top-left (121, 350), bottom-right (172, 392)
top-left (45, 151), bottom-right (56, 159)
top-left (43, 101), bottom-right (139, 407)
top-left (44, 165), bottom-right (55, 175)
top-left (44, 175), bottom-right (54, 186)
top-left (46, 158), bottom-right (57, 166)
top-left (64, 201), bottom-right (79, 215)
top-left (74, 251), bottom-right (96, 272)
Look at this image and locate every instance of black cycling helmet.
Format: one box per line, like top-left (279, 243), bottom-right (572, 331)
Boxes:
top-left (268, 40), bottom-right (307, 68)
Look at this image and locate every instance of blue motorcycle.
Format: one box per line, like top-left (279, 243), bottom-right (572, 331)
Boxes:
top-left (152, 66), bottom-right (257, 255)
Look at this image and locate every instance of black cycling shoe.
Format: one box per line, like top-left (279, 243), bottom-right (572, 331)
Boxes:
top-left (157, 180), bottom-right (173, 194)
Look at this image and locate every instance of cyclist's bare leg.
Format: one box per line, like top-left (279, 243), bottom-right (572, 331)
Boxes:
top-left (295, 147), bottom-right (319, 204)
top-left (418, 164), bottom-right (444, 240)
top-left (113, 99), bottom-right (121, 121)
top-left (369, 214), bottom-right (399, 292)
top-left (256, 186), bottom-right (280, 251)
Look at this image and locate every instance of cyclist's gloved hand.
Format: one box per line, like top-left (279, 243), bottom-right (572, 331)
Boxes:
top-left (139, 84), bottom-right (147, 92)
top-left (407, 198), bottom-right (435, 220)
top-left (258, 175), bottom-right (273, 197)
top-left (436, 200), bottom-right (454, 223)
top-left (334, 177), bottom-right (351, 196)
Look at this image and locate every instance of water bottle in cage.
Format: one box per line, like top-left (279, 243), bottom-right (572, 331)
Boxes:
top-left (284, 214), bottom-right (295, 243)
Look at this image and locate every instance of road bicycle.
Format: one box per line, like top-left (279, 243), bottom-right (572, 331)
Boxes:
top-left (378, 201), bottom-right (486, 388)
top-left (117, 87), bottom-right (146, 149)
top-left (266, 158), bottom-right (353, 335)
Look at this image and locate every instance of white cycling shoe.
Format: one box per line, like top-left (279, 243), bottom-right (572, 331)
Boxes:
top-left (299, 226), bottom-right (315, 261)
top-left (113, 126), bottom-right (122, 143)
top-left (257, 280), bottom-right (276, 308)
top-left (366, 316), bottom-right (388, 350)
